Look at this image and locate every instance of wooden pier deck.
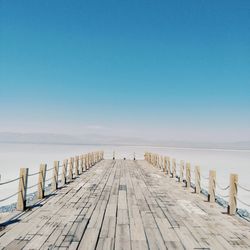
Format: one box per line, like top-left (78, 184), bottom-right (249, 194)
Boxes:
top-left (0, 159), bottom-right (250, 249)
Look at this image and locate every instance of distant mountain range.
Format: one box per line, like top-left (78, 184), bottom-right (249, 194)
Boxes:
top-left (0, 132), bottom-right (250, 150)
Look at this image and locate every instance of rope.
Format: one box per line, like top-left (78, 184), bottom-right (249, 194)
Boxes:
top-left (0, 177), bottom-right (20, 186)
top-left (0, 191), bottom-right (20, 203)
top-left (216, 182), bottom-right (230, 191)
top-left (45, 177), bottom-right (53, 183)
top-left (216, 191), bottom-right (229, 199)
top-left (201, 183), bottom-right (208, 189)
top-left (238, 184), bottom-right (250, 192)
top-left (237, 197), bottom-right (250, 207)
top-left (26, 183), bottom-right (38, 190)
top-left (46, 167), bottom-right (54, 172)
top-left (28, 171), bottom-right (41, 177)
top-left (201, 174), bottom-right (209, 180)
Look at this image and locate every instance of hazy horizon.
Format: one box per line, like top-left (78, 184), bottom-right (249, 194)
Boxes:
top-left (0, 131), bottom-right (250, 150)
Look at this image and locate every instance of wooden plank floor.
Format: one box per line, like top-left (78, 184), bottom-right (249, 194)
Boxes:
top-left (0, 159), bottom-right (250, 249)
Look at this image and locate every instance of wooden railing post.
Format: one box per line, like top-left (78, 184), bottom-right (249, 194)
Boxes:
top-left (195, 166), bottom-right (201, 194)
top-left (167, 157), bottom-right (171, 176)
top-left (85, 154), bottom-right (88, 170)
top-left (74, 156), bottom-right (79, 177)
top-left (164, 157), bottom-right (167, 173)
top-left (79, 155), bottom-right (84, 174)
top-left (172, 159), bottom-right (176, 178)
top-left (228, 174), bottom-right (238, 215)
top-left (69, 157), bottom-right (74, 181)
top-left (38, 164), bottom-right (47, 199)
top-left (185, 162), bottom-right (191, 189)
top-left (179, 161), bottom-right (184, 183)
top-left (62, 159), bottom-right (67, 185)
top-left (88, 153), bottom-right (91, 168)
top-left (83, 155), bottom-right (86, 171)
top-left (17, 168), bottom-right (28, 211)
top-left (52, 161), bottom-right (59, 192)
top-left (89, 153), bottom-right (92, 167)
top-left (208, 170), bottom-right (216, 202)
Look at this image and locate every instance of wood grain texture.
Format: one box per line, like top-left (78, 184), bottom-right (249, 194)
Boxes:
top-left (1, 159), bottom-right (250, 250)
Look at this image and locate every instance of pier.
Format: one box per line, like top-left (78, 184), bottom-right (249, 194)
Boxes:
top-left (0, 153), bottom-right (250, 249)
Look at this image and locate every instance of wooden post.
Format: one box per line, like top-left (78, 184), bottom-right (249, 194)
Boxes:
top-left (85, 154), bottom-right (88, 170)
top-left (17, 168), bottom-right (28, 211)
top-left (74, 156), bottom-right (79, 177)
top-left (195, 166), bottom-right (201, 194)
top-left (37, 164), bottom-right (47, 199)
top-left (52, 161), bottom-right (59, 192)
top-left (62, 159), bottom-right (67, 185)
top-left (134, 152), bottom-right (136, 161)
top-left (167, 157), bottom-right (171, 176)
top-left (88, 153), bottom-right (91, 168)
top-left (228, 174), bottom-right (238, 215)
top-left (68, 158), bottom-right (73, 181)
top-left (172, 159), bottom-right (176, 178)
top-left (113, 151), bottom-right (115, 160)
top-left (208, 170), bottom-right (216, 202)
top-left (79, 155), bottom-right (83, 174)
top-left (164, 157), bottom-right (167, 173)
top-left (179, 161), bottom-right (184, 183)
top-left (89, 153), bottom-right (92, 167)
top-left (185, 162), bottom-right (191, 189)
top-left (83, 155), bottom-right (86, 171)
top-left (90, 153), bottom-right (92, 166)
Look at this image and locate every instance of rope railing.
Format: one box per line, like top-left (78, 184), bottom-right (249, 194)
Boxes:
top-left (238, 184), bottom-right (250, 192)
top-left (0, 177), bottom-right (20, 186)
top-left (237, 197), bottom-right (250, 207)
top-left (216, 181), bottom-right (230, 191)
top-left (26, 183), bottom-right (38, 190)
top-left (0, 191), bottom-right (20, 203)
top-left (28, 171), bottom-right (41, 177)
top-left (144, 151), bottom-right (250, 219)
top-left (46, 167), bottom-right (54, 172)
top-left (0, 150), bottom-right (104, 212)
top-left (201, 174), bottom-right (209, 180)
top-left (45, 177), bottom-right (53, 183)
top-left (201, 183), bottom-right (209, 189)
top-left (216, 191), bottom-right (230, 199)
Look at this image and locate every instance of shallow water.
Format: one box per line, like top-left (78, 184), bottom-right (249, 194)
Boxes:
top-left (0, 143), bottom-right (250, 211)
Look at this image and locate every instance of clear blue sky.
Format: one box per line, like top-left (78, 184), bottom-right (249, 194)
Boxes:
top-left (0, 0), bottom-right (250, 142)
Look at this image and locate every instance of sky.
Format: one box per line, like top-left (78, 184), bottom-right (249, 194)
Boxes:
top-left (0, 0), bottom-right (250, 142)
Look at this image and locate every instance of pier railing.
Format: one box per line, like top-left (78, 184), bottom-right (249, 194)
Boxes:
top-left (0, 151), bottom-right (104, 211)
top-left (144, 152), bottom-right (250, 218)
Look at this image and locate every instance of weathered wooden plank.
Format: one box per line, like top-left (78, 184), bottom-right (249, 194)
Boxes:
top-left (1, 159), bottom-right (250, 250)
